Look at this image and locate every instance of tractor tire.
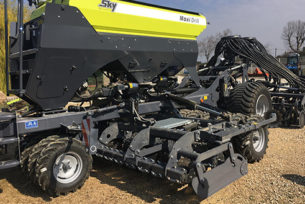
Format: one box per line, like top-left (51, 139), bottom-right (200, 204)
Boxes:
top-left (228, 82), bottom-right (272, 117)
top-left (20, 146), bottom-right (34, 175)
top-left (232, 117), bottom-right (269, 163)
top-left (298, 111), bottom-right (305, 129)
top-left (27, 136), bottom-right (60, 180)
top-left (34, 137), bottom-right (92, 196)
top-left (20, 136), bottom-right (49, 176)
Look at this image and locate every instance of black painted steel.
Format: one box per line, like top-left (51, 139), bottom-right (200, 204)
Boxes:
top-left (4, 0), bottom-right (9, 95)
top-left (9, 3), bottom-right (198, 110)
top-left (18, 0), bottom-right (24, 94)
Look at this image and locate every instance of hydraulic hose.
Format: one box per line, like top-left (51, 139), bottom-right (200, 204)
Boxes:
top-left (207, 37), bottom-right (305, 90)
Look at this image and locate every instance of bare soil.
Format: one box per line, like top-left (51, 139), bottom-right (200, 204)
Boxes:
top-left (0, 128), bottom-right (304, 204)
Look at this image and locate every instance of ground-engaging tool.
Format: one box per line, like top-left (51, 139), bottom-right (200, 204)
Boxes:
top-left (1, 0), bottom-right (275, 200)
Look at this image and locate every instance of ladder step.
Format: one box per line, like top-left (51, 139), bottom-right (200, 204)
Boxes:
top-left (0, 160), bottom-right (20, 170)
top-left (10, 48), bottom-right (38, 59)
top-left (0, 137), bottom-right (18, 145)
top-left (9, 89), bottom-right (26, 95)
top-left (0, 112), bottom-right (16, 122)
top-left (10, 70), bottom-right (30, 75)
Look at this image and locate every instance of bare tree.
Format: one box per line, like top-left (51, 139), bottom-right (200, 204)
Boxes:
top-left (199, 29), bottom-right (232, 62)
top-left (282, 20), bottom-right (305, 53)
top-left (215, 29), bottom-right (233, 42)
top-left (198, 35), bottom-right (216, 62)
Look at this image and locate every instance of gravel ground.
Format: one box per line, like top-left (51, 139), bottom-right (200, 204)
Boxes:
top-left (0, 128), bottom-right (304, 204)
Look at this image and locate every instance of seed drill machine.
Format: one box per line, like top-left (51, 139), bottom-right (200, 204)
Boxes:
top-left (1, 0), bottom-right (276, 199)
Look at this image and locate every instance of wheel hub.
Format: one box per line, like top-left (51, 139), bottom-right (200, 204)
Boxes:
top-left (53, 152), bottom-right (83, 184)
top-left (61, 161), bottom-right (71, 172)
top-left (252, 129), bottom-right (266, 152)
top-left (256, 94), bottom-right (269, 117)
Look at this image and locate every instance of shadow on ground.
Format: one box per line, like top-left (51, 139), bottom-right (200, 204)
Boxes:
top-left (0, 168), bottom-right (52, 201)
top-left (282, 174), bottom-right (305, 187)
top-left (91, 158), bottom-right (201, 204)
top-left (0, 159), bottom-right (201, 204)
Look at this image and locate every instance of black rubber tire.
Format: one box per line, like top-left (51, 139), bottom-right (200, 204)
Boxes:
top-left (27, 135), bottom-right (60, 180)
top-left (34, 137), bottom-right (92, 196)
top-left (298, 111), bottom-right (305, 129)
top-left (20, 146), bottom-right (34, 175)
top-left (228, 82), bottom-right (272, 117)
top-left (232, 117), bottom-right (269, 163)
top-left (20, 136), bottom-right (50, 176)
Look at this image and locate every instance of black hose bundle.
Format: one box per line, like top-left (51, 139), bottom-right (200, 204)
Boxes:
top-left (207, 36), bottom-right (305, 90)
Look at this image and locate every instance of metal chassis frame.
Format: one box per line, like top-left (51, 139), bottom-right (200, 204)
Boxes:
top-left (190, 62), bottom-right (305, 127)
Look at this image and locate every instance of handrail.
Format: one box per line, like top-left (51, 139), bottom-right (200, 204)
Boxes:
top-left (18, 0), bottom-right (24, 95)
top-left (4, 0), bottom-right (9, 96)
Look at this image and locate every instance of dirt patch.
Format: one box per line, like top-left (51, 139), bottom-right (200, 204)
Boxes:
top-left (0, 128), bottom-right (304, 204)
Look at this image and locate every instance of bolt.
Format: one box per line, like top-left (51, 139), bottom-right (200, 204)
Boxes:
top-left (71, 65), bottom-right (77, 71)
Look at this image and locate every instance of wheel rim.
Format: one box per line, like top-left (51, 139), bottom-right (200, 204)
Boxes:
top-left (252, 129), bottom-right (266, 152)
top-left (53, 152), bottom-right (83, 184)
top-left (256, 94), bottom-right (269, 117)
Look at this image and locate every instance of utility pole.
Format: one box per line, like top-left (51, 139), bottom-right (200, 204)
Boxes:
top-left (274, 48), bottom-right (278, 58)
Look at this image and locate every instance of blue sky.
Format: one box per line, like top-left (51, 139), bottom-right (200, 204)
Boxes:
top-left (139, 0), bottom-right (305, 55)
